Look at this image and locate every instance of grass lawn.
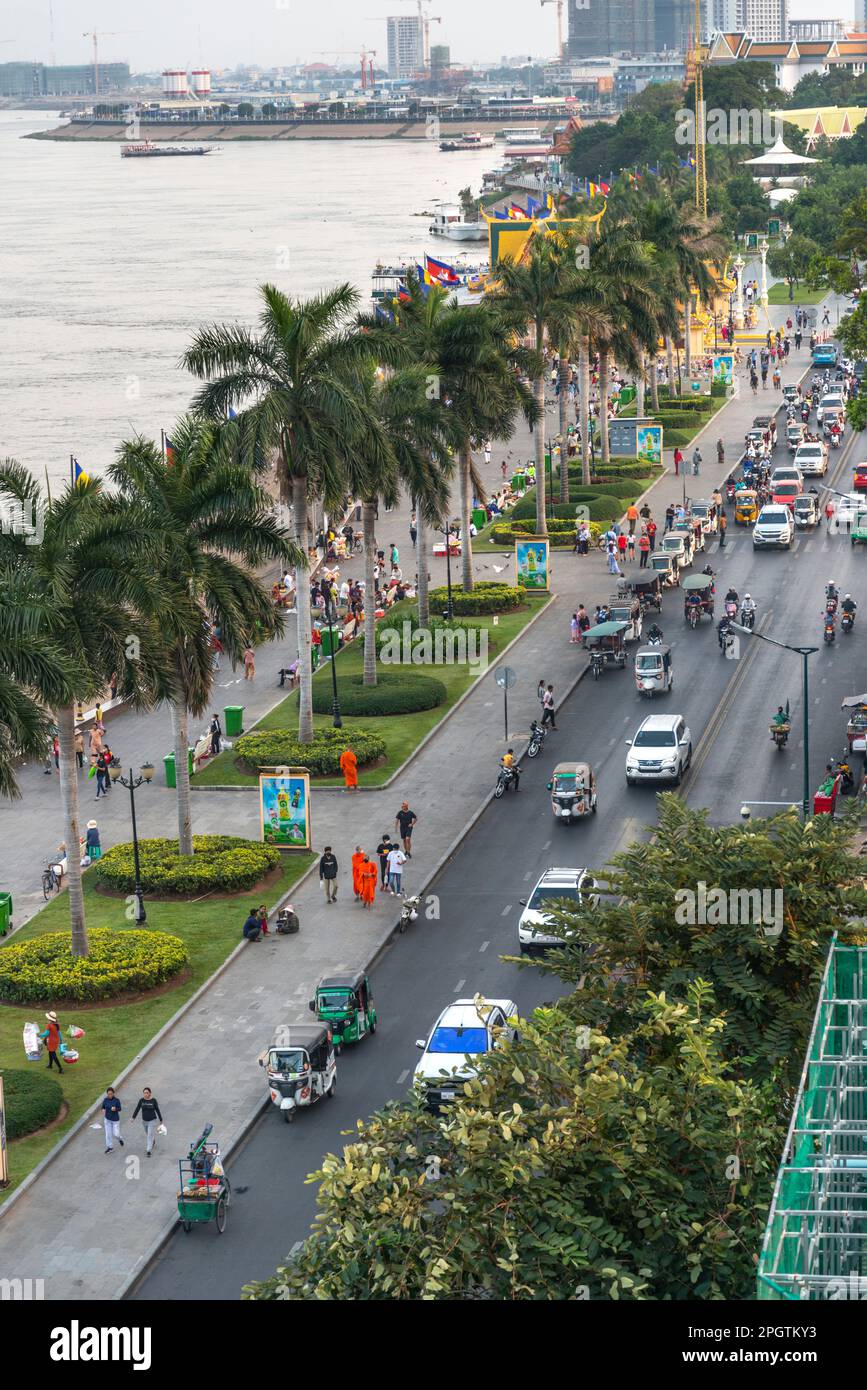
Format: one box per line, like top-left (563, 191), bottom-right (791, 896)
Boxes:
top-left (767, 283), bottom-right (826, 306)
top-left (0, 852), bottom-right (314, 1200)
top-left (193, 593), bottom-right (550, 789)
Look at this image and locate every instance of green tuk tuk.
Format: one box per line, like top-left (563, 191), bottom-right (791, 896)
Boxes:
top-left (310, 971), bottom-right (377, 1049)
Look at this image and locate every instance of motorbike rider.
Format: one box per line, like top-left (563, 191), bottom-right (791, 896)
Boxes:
top-left (717, 616), bottom-right (734, 651)
top-left (647, 622), bottom-right (664, 644)
top-left (499, 749), bottom-right (520, 792)
top-left (724, 586), bottom-right (739, 609)
top-left (772, 705), bottom-right (789, 728)
top-left (826, 581), bottom-right (839, 609)
top-left (741, 592), bottom-right (756, 622)
top-left (842, 594), bottom-right (858, 623)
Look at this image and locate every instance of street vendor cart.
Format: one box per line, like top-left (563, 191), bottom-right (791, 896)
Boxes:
top-left (177, 1124), bottom-right (230, 1234)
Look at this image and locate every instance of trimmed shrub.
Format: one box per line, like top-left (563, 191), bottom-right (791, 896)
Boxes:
top-left (235, 727), bottom-right (386, 777)
top-left (313, 671), bottom-right (446, 715)
top-left (427, 582), bottom-right (524, 615)
top-left (97, 835), bottom-right (280, 895)
top-left (0, 929), bottom-right (188, 1004)
top-left (4, 1069), bottom-right (63, 1139)
top-left (585, 494), bottom-right (623, 522)
top-left (372, 613), bottom-right (479, 655)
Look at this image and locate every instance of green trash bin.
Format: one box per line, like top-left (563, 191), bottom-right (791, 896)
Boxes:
top-left (472, 507), bottom-right (487, 531)
top-left (320, 627), bottom-right (339, 659)
top-left (164, 753), bottom-right (177, 788)
top-left (224, 705), bottom-right (244, 737)
top-left (0, 892), bottom-right (12, 937)
top-left (512, 472), bottom-right (526, 492)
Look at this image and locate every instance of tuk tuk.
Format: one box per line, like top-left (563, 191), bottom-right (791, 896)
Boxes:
top-left (634, 643), bottom-right (673, 697)
top-left (734, 489), bottom-right (759, 525)
top-left (794, 493), bottom-right (820, 528)
top-left (787, 422), bottom-right (805, 453)
top-left (842, 694), bottom-right (867, 754)
top-left (690, 500), bottom-right (718, 535)
top-left (682, 573), bottom-right (715, 626)
top-left (607, 594), bottom-right (643, 642)
top-left (661, 531), bottom-right (692, 567)
top-left (546, 761), bottom-right (597, 821)
top-left (582, 620), bottom-right (629, 678)
top-left (628, 573), bottom-right (663, 612)
top-left (782, 384), bottom-right (799, 407)
top-left (754, 414), bottom-right (778, 448)
top-left (650, 550), bottom-right (679, 587)
top-left (310, 972), bottom-right (377, 1049)
top-left (258, 1023), bottom-right (336, 1123)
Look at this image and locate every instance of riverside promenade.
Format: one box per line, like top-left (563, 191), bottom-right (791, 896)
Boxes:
top-left (0, 295), bottom-right (838, 1299)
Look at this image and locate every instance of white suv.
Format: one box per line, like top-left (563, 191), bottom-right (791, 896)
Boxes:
top-left (625, 714), bottom-right (692, 785)
top-left (794, 442), bottom-right (828, 478)
top-left (517, 866), bottom-right (599, 955)
top-left (752, 504), bottom-right (794, 549)
top-left (817, 392), bottom-right (845, 426)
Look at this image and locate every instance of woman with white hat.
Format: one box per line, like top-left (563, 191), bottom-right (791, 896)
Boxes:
top-left (85, 820), bottom-right (101, 860)
top-left (38, 1012), bottom-right (64, 1072)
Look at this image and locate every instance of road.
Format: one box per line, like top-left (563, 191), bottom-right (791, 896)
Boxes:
top-left (132, 409), bottom-right (867, 1300)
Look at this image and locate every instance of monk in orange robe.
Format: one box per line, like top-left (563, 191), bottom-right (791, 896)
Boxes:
top-left (359, 856), bottom-right (377, 909)
top-left (351, 846), bottom-right (365, 900)
top-left (339, 747), bottom-right (358, 791)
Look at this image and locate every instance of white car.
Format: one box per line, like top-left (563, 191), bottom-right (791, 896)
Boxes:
top-left (414, 998), bottom-right (519, 1108)
top-left (517, 866), bottom-right (599, 955)
top-left (793, 442), bottom-right (828, 478)
top-left (770, 465), bottom-right (803, 488)
top-left (817, 392), bottom-right (845, 426)
top-left (625, 713), bottom-right (692, 785)
top-left (752, 504), bottom-right (794, 549)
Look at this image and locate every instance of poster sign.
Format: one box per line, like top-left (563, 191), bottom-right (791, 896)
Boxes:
top-left (768, 218), bottom-right (781, 237)
top-left (515, 537), bottom-right (550, 591)
top-left (712, 353), bottom-right (734, 387)
top-left (259, 770), bottom-right (311, 849)
top-left (636, 424), bottom-right (663, 468)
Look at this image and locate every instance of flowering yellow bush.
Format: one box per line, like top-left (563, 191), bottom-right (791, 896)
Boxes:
top-left (96, 836), bottom-right (280, 895)
top-left (0, 928), bottom-right (188, 1003)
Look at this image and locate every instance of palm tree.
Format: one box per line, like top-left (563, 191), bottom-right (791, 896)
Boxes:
top-left (110, 418), bottom-right (301, 852)
top-left (0, 463), bottom-right (171, 955)
top-left (182, 284), bottom-right (400, 743)
top-left (0, 567), bottom-right (78, 799)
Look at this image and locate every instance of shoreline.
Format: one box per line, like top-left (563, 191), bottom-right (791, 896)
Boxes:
top-left (28, 117), bottom-right (559, 144)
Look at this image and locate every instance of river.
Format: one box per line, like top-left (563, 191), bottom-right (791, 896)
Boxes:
top-left (0, 110), bottom-right (495, 487)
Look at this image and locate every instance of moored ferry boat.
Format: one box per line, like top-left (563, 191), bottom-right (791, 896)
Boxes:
top-left (440, 131), bottom-right (495, 152)
top-left (121, 141), bottom-right (217, 158)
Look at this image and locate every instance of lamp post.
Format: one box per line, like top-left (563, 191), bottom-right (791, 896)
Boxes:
top-left (324, 595), bottom-right (343, 728)
top-left (728, 624), bottom-right (818, 820)
top-left (759, 238), bottom-right (770, 312)
top-left (109, 760), bottom-right (154, 922)
top-left (442, 521), bottom-right (455, 619)
top-left (733, 253), bottom-right (746, 331)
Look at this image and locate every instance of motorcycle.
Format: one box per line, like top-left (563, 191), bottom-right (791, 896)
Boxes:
top-left (824, 614), bottom-right (836, 645)
top-left (726, 480), bottom-right (736, 503)
top-left (833, 756), bottom-right (855, 795)
top-left (830, 430), bottom-right (841, 449)
top-left (646, 625), bottom-right (664, 646)
top-left (718, 621), bottom-right (734, 655)
top-left (740, 603), bottom-right (756, 630)
top-left (842, 608), bottom-right (856, 634)
top-left (825, 589), bottom-right (838, 616)
top-left (770, 722), bottom-right (790, 750)
top-left (494, 765), bottom-right (519, 798)
top-left (724, 599), bottom-right (738, 621)
top-left (398, 894), bottom-right (421, 934)
top-left (527, 720), bottom-right (547, 758)
top-left (800, 405), bottom-right (811, 424)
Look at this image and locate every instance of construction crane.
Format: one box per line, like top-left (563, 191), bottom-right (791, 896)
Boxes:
top-left (396, 0), bottom-right (442, 71)
top-left (540, 0), bottom-right (566, 61)
top-left (81, 30), bottom-right (140, 99)
top-left (692, 0), bottom-right (707, 218)
top-left (315, 49), bottom-right (378, 90)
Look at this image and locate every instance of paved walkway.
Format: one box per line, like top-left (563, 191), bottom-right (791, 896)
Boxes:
top-left (0, 288), bottom-right (843, 1298)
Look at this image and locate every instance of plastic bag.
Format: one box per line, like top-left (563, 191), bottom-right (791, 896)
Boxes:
top-left (60, 1048), bottom-right (79, 1064)
top-left (23, 1022), bottom-right (41, 1061)
top-left (67, 1024), bottom-right (85, 1039)
top-left (157, 1123), bottom-right (167, 1136)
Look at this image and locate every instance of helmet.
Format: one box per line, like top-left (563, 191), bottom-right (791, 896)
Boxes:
top-left (846, 594), bottom-right (852, 600)
top-left (745, 593), bottom-right (751, 600)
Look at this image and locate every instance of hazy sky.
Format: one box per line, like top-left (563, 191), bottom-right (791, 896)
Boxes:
top-left (3, 0), bottom-right (855, 71)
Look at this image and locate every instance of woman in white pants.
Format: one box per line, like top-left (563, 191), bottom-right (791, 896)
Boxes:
top-left (101, 1087), bottom-right (123, 1153)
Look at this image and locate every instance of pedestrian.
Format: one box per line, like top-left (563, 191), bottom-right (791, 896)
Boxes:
top-left (209, 712), bottom-right (222, 757)
top-left (39, 1011), bottom-right (64, 1073)
top-left (570, 612), bottom-right (580, 643)
top-left (101, 1086), bottom-right (124, 1153)
top-left (319, 846), bottom-right (339, 903)
top-left (761, 365), bottom-right (768, 389)
top-left (717, 438), bottom-right (725, 468)
top-left (483, 440), bottom-right (492, 465)
top-left (606, 542), bottom-right (622, 577)
top-left (577, 604), bottom-right (591, 633)
top-left (665, 503), bottom-right (675, 532)
top-left (386, 842), bottom-right (406, 896)
top-left (95, 757), bottom-right (109, 799)
top-left (390, 543), bottom-right (399, 568)
top-left (626, 502), bottom-right (638, 535)
top-left (673, 447), bottom-right (683, 476)
top-left (242, 908), bottom-right (262, 942)
top-left (718, 510), bottom-right (727, 547)
top-left (243, 645), bottom-right (255, 680)
top-left (257, 904), bottom-right (270, 936)
top-left (617, 532), bottom-right (627, 564)
top-left (52, 733), bottom-right (59, 769)
top-left (794, 330), bottom-right (802, 350)
top-left (352, 846), bottom-right (365, 900)
top-left (772, 367), bottom-right (781, 391)
top-left (409, 511), bottom-right (417, 547)
top-left (85, 819), bottom-right (101, 860)
top-left (627, 531), bottom-right (636, 562)
top-left (376, 834), bottom-right (393, 889)
top-left (109, 671), bottom-right (118, 700)
top-left (750, 370), bottom-right (758, 395)
top-left (638, 531), bottom-right (650, 568)
top-left (822, 307), bottom-right (830, 326)
top-left (501, 460), bottom-right (508, 480)
top-left (647, 518), bottom-right (657, 551)
top-left (537, 678), bottom-right (545, 706)
top-left (692, 447), bottom-right (702, 476)
top-left (541, 684), bottom-right (557, 729)
top-left (132, 1088), bottom-right (163, 1158)
top-left (339, 746), bottom-right (358, 791)
top-left (74, 728), bottom-right (84, 769)
top-left (578, 522), bottom-right (590, 555)
top-left (359, 855), bottom-right (377, 909)
top-left (395, 802), bottom-right (417, 857)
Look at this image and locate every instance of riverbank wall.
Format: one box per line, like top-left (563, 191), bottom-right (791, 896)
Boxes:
top-left (28, 117), bottom-right (565, 143)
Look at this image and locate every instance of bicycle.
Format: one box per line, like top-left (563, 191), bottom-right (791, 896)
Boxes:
top-left (42, 860), bottom-right (61, 901)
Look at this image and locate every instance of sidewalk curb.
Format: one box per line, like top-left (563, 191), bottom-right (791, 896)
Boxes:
top-left (191, 593), bottom-right (556, 794)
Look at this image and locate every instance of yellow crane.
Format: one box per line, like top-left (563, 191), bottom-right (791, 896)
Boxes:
top-left (82, 29), bottom-right (140, 99)
top-left (692, 0), bottom-right (707, 218)
top-left (540, 0), bottom-right (566, 61)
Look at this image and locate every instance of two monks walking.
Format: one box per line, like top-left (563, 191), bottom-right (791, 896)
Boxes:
top-left (352, 845), bottom-right (377, 908)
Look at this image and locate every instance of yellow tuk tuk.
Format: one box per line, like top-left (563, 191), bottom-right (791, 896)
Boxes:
top-left (734, 489), bottom-right (759, 526)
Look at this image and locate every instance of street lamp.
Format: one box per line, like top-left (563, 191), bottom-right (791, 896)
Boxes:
top-left (109, 760), bottom-right (154, 922)
top-left (324, 595), bottom-right (343, 728)
top-left (442, 520), bottom-right (455, 619)
top-left (728, 624), bottom-right (818, 820)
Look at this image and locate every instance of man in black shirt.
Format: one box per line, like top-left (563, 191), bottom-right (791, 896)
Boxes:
top-left (132, 1087), bottom-right (163, 1157)
top-left (395, 802), bottom-right (417, 858)
top-left (376, 835), bottom-right (394, 889)
top-left (319, 847), bottom-right (339, 903)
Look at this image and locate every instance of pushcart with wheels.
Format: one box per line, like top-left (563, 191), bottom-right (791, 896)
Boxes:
top-left (176, 1124), bottom-right (230, 1234)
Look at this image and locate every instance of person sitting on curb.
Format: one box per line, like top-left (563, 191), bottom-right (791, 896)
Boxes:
top-left (243, 909), bottom-right (262, 943)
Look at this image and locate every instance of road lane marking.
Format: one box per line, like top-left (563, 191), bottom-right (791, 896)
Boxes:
top-left (455, 979), bottom-right (465, 992)
top-left (479, 940), bottom-right (490, 952)
top-left (523, 870), bottom-right (532, 880)
top-left (542, 840), bottom-right (551, 850)
top-left (681, 609), bottom-right (771, 792)
top-left (397, 1069), bottom-right (409, 1085)
top-left (501, 904), bottom-right (511, 914)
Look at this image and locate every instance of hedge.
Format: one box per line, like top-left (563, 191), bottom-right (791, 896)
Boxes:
top-left (427, 582), bottom-right (524, 616)
top-left (491, 522), bottom-right (603, 546)
top-left (235, 727), bottom-right (386, 777)
top-left (654, 412), bottom-right (715, 430)
top-left (96, 835), bottom-right (280, 895)
top-left (313, 671), bottom-right (446, 715)
top-left (4, 1069), bottom-right (63, 1139)
top-left (0, 928), bottom-right (188, 1004)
